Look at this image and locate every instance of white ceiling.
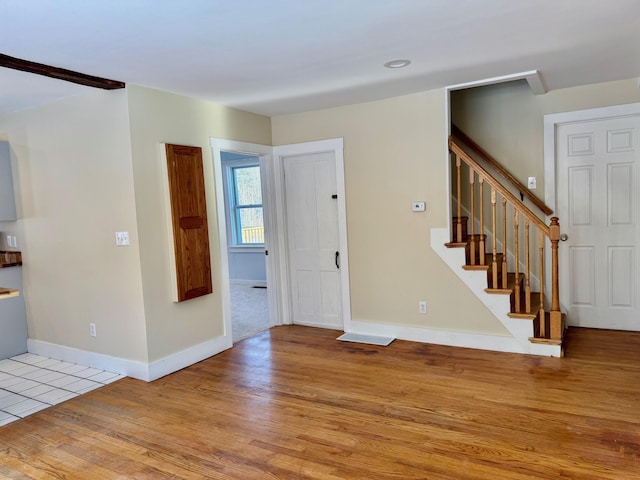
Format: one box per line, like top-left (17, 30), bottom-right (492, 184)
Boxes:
top-left (1, 0), bottom-right (639, 117)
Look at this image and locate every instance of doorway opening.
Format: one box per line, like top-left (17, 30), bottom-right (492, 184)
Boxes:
top-left (220, 150), bottom-right (270, 342)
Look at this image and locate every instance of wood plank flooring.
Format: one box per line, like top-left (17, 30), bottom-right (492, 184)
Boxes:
top-left (1, 326), bottom-right (639, 479)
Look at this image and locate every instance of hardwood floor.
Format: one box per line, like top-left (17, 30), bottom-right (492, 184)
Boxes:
top-left (1, 326), bottom-right (639, 479)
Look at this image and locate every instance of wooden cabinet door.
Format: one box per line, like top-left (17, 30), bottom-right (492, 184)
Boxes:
top-left (165, 144), bottom-right (213, 301)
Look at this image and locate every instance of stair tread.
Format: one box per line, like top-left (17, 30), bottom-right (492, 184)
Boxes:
top-left (445, 241), bottom-right (467, 248)
top-left (508, 291), bottom-right (542, 318)
top-left (463, 264), bottom-right (489, 271)
top-left (485, 272), bottom-right (523, 294)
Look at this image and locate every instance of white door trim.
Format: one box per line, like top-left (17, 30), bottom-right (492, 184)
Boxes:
top-left (273, 138), bottom-right (352, 331)
top-left (544, 102), bottom-right (640, 212)
top-left (210, 138), bottom-right (280, 344)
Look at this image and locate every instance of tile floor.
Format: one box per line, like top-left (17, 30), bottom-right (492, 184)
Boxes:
top-left (0, 353), bottom-right (124, 427)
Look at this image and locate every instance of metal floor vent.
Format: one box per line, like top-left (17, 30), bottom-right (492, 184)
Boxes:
top-left (337, 333), bottom-right (395, 346)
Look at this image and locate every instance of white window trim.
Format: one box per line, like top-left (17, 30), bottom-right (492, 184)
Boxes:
top-left (221, 156), bottom-right (265, 249)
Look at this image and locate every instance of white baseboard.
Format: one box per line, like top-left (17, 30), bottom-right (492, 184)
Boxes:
top-left (147, 334), bottom-right (231, 381)
top-left (28, 334), bottom-right (232, 382)
top-left (230, 279), bottom-right (267, 287)
top-left (27, 339), bottom-right (150, 380)
top-left (348, 320), bottom-right (526, 354)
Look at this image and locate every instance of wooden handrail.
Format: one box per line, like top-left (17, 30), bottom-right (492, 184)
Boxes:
top-left (451, 125), bottom-right (553, 216)
top-left (449, 139), bottom-right (550, 236)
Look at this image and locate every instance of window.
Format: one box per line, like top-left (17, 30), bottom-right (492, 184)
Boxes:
top-left (225, 160), bottom-right (264, 246)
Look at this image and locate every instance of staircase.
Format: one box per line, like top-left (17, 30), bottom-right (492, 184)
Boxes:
top-left (433, 127), bottom-right (566, 356)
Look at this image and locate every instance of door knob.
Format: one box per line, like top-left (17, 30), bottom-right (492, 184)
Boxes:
top-left (560, 233), bottom-right (568, 241)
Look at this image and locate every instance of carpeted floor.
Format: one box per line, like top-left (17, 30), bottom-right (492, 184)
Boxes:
top-left (231, 282), bottom-right (270, 343)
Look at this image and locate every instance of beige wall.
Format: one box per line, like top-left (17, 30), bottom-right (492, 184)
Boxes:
top-left (272, 91), bottom-right (508, 335)
top-left (0, 90), bottom-right (149, 361)
top-left (7, 76), bottom-right (632, 364)
top-left (451, 78), bottom-right (640, 195)
top-left (126, 85), bottom-right (272, 361)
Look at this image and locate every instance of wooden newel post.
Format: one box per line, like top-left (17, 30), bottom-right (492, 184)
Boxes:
top-left (549, 217), bottom-right (562, 340)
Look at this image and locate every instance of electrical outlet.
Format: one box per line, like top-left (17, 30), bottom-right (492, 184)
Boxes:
top-left (412, 201), bottom-right (426, 212)
top-left (418, 301), bottom-right (427, 315)
top-left (89, 323), bottom-right (97, 337)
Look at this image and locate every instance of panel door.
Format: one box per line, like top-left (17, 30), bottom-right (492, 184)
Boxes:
top-left (284, 151), bottom-right (342, 328)
top-left (557, 115), bottom-right (640, 330)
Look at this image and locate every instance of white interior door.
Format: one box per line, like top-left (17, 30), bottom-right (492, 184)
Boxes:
top-left (557, 115), bottom-right (640, 330)
top-left (283, 151), bottom-right (342, 328)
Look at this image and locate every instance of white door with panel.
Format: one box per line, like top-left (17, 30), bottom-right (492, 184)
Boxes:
top-left (283, 150), bottom-right (343, 329)
top-left (557, 115), bottom-right (640, 330)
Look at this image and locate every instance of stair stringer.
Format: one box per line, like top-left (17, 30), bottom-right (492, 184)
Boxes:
top-left (431, 227), bottom-right (561, 357)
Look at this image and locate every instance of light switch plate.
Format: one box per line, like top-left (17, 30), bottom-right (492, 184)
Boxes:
top-left (115, 231), bottom-right (130, 246)
top-left (527, 177), bottom-right (537, 189)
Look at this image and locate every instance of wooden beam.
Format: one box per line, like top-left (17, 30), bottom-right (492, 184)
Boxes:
top-left (0, 53), bottom-right (125, 90)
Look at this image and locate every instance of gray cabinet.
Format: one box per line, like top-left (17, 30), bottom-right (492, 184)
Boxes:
top-left (0, 266), bottom-right (27, 359)
top-left (0, 141), bottom-right (17, 221)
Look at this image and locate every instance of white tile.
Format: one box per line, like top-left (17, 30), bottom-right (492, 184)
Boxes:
top-left (4, 398), bottom-right (48, 417)
top-left (47, 375), bottom-right (82, 389)
top-left (0, 356), bottom-right (123, 423)
top-left (22, 369), bottom-right (56, 381)
top-left (33, 388), bottom-right (78, 405)
top-left (0, 360), bottom-right (25, 373)
top-left (103, 374), bottom-right (125, 384)
top-left (10, 353), bottom-right (48, 365)
top-left (46, 361), bottom-right (76, 372)
top-left (63, 378), bottom-right (102, 394)
top-left (0, 392), bottom-right (26, 409)
top-left (0, 376), bottom-right (31, 389)
top-left (72, 367), bottom-right (104, 379)
top-left (8, 364), bottom-right (41, 376)
top-left (76, 383), bottom-right (104, 394)
top-left (5, 379), bottom-right (40, 394)
top-left (19, 384), bottom-right (55, 399)
top-left (16, 403), bottom-right (50, 418)
top-left (35, 371), bottom-right (69, 385)
top-left (0, 411), bottom-right (19, 426)
top-left (0, 388), bottom-right (15, 399)
top-left (35, 358), bottom-right (64, 369)
top-left (55, 364), bottom-right (90, 375)
top-left (87, 371), bottom-right (123, 384)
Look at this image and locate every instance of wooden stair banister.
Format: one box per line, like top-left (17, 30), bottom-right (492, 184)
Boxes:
top-left (451, 124), bottom-right (553, 216)
top-left (448, 136), bottom-right (564, 344)
top-left (449, 140), bottom-right (550, 236)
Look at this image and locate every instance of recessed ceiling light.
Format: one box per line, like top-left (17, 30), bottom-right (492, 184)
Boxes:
top-left (384, 59), bottom-right (411, 69)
